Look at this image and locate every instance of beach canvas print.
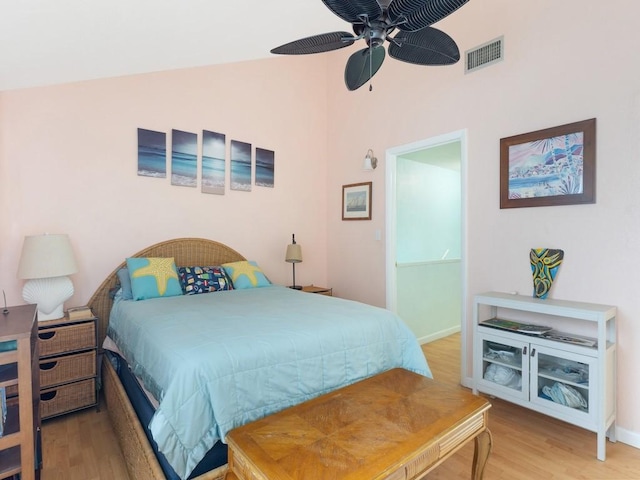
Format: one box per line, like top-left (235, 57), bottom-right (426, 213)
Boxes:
top-left (255, 148), bottom-right (275, 188)
top-left (202, 130), bottom-right (226, 195)
top-left (507, 132), bottom-right (584, 199)
top-left (500, 119), bottom-right (596, 208)
top-left (230, 140), bottom-right (251, 191)
top-left (137, 128), bottom-right (166, 178)
top-left (171, 129), bottom-right (198, 187)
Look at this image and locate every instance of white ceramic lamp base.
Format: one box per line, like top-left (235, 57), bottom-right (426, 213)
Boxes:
top-left (22, 276), bottom-right (74, 321)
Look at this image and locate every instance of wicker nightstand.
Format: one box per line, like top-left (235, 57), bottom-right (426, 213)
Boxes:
top-left (37, 315), bottom-right (98, 419)
top-left (301, 285), bottom-right (332, 296)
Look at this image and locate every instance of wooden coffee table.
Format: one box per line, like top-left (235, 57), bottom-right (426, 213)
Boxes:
top-left (225, 368), bottom-right (492, 480)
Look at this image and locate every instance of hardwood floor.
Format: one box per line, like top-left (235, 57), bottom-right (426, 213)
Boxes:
top-left (40, 405), bottom-right (129, 480)
top-left (39, 334), bottom-right (640, 479)
top-left (422, 334), bottom-right (640, 479)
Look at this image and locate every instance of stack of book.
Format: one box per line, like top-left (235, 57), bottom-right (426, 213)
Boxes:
top-left (480, 317), bottom-right (597, 347)
top-left (480, 317), bottom-right (552, 335)
top-left (66, 306), bottom-right (94, 321)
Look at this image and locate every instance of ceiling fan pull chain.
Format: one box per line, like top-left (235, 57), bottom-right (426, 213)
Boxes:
top-left (369, 42), bottom-right (373, 92)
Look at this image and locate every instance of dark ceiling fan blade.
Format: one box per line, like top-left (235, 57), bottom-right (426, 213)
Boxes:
top-left (270, 31), bottom-right (356, 55)
top-left (389, 27), bottom-right (460, 65)
top-left (388, 0), bottom-right (470, 32)
top-left (322, 0), bottom-right (383, 24)
top-left (344, 46), bottom-right (386, 91)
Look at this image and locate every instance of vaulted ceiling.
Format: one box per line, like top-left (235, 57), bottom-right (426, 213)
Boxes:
top-left (0, 0), bottom-right (346, 91)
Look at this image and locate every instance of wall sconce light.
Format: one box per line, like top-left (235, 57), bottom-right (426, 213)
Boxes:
top-left (17, 233), bottom-right (78, 320)
top-left (363, 149), bottom-right (378, 171)
top-left (285, 234), bottom-right (303, 290)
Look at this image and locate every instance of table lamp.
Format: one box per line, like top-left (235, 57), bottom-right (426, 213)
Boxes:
top-left (17, 233), bottom-right (78, 320)
top-left (285, 234), bottom-right (302, 290)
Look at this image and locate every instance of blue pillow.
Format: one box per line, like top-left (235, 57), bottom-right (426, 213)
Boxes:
top-left (222, 261), bottom-right (271, 289)
top-left (178, 266), bottom-right (233, 295)
top-left (126, 257), bottom-right (183, 301)
top-left (116, 267), bottom-right (133, 300)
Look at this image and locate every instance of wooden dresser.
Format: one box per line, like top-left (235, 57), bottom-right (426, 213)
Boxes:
top-left (0, 304), bottom-right (41, 480)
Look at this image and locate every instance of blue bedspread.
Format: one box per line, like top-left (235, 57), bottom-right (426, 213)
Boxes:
top-left (107, 285), bottom-right (430, 479)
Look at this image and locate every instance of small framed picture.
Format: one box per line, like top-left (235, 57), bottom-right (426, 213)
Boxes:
top-left (342, 182), bottom-right (372, 220)
top-left (500, 118), bottom-right (596, 208)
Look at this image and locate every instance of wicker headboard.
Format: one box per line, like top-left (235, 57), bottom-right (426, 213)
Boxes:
top-left (87, 237), bottom-right (246, 347)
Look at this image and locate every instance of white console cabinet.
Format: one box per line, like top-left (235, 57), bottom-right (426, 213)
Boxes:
top-left (472, 291), bottom-right (616, 461)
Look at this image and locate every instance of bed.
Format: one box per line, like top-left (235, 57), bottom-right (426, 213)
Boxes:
top-left (87, 238), bottom-right (431, 480)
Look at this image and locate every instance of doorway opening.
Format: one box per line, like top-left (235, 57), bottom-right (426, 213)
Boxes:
top-left (385, 130), bottom-right (469, 384)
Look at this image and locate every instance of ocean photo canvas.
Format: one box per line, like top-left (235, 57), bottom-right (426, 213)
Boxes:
top-left (171, 129), bottom-right (198, 187)
top-left (137, 128), bottom-right (167, 178)
top-left (255, 147), bottom-right (275, 188)
top-left (202, 130), bottom-right (226, 195)
top-left (230, 140), bottom-right (251, 191)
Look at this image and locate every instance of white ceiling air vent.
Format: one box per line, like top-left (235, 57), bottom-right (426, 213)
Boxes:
top-left (464, 36), bottom-right (504, 74)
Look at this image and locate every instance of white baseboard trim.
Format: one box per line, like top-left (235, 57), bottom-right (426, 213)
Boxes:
top-left (417, 325), bottom-right (461, 345)
top-left (423, 331), bottom-right (640, 452)
top-left (615, 426), bottom-right (640, 450)
top-left (461, 375), bottom-right (474, 389)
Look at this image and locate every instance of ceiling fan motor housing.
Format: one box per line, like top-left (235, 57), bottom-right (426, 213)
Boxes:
top-left (366, 21), bottom-right (393, 48)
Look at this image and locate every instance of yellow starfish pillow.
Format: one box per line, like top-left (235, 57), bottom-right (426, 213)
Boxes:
top-left (126, 257), bottom-right (183, 300)
top-left (222, 260), bottom-right (271, 289)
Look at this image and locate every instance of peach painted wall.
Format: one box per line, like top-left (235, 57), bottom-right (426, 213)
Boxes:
top-left (0, 55), bottom-right (331, 309)
top-left (324, 0), bottom-right (640, 445)
top-left (1, 0), bottom-right (639, 448)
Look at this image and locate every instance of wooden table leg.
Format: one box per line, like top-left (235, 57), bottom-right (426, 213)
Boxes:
top-left (472, 429), bottom-right (493, 480)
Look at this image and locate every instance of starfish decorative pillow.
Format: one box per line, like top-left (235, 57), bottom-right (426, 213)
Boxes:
top-left (126, 257), bottom-right (183, 300)
top-left (222, 260), bottom-right (271, 289)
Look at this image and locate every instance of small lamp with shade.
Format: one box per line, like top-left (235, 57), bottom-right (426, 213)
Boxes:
top-left (17, 233), bottom-right (78, 321)
top-left (285, 234), bottom-right (303, 290)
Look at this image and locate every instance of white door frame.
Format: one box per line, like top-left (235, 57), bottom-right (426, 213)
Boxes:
top-left (385, 129), bottom-right (470, 385)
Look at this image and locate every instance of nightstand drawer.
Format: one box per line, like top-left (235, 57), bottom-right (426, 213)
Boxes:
top-left (38, 321), bottom-right (95, 357)
top-left (40, 378), bottom-right (96, 419)
top-left (39, 350), bottom-right (96, 389)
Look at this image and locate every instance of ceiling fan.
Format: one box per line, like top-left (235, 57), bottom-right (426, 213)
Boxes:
top-left (270, 0), bottom-right (470, 91)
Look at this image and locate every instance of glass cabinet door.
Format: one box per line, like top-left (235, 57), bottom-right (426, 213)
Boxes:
top-left (477, 332), bottom-right (529, 401)
top-left (530, 344), bottom-right (595, 422)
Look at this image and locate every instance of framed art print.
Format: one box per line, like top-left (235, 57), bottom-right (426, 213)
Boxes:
top-left (342, 182), bottom-right (372, 220)
top-left (500, 118), bottom-right (596, 208)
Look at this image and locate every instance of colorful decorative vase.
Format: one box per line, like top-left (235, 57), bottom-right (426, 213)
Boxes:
top-left (530, 248), bottom-right (564, 299)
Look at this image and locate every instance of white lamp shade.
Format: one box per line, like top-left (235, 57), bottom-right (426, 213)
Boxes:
top-left (17, 234), bottom-right (78, 279)
top-left (285, 244), bottom-right (302, 263)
